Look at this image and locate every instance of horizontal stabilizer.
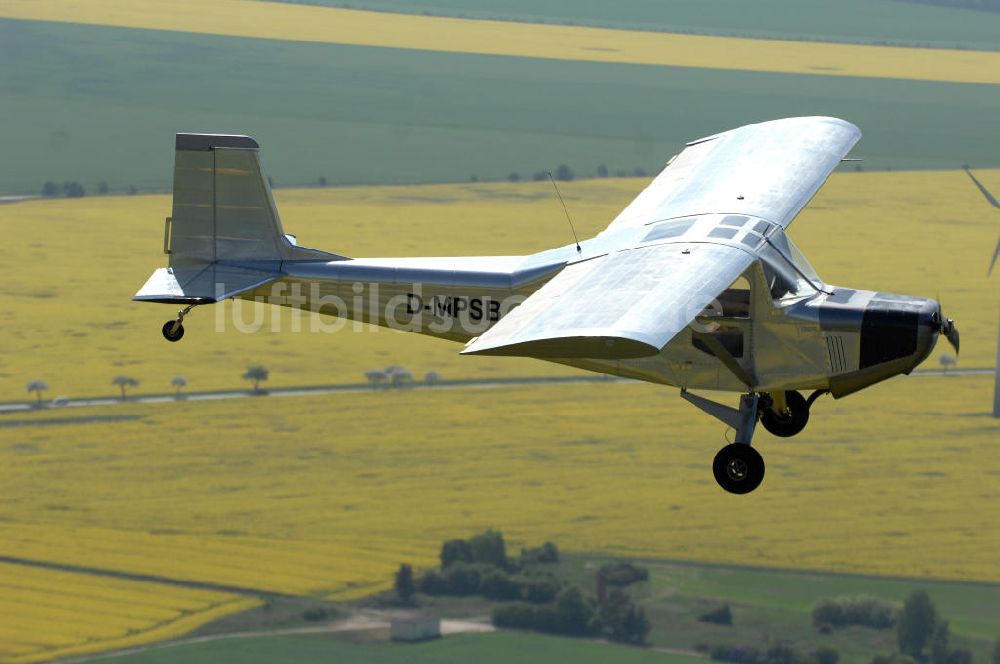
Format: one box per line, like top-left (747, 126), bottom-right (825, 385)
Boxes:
top-left (133, 265), bottom-right (278, 304)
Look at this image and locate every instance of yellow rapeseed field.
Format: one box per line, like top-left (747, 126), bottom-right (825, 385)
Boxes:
top-left (3, 0), bottom-right (1000, 85)
top-left (1, 376), bottom-right (997, 602)
top-left (1, 170), bottom-right (996, 401)
top-left (0, 561), bottom-right (258, 663)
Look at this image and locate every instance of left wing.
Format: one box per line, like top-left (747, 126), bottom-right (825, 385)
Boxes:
top-left (461, 242), bottom-right (754, 359)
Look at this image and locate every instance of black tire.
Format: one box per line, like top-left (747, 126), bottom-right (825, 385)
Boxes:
top-left (712, 444), bottom-right (765, 494)
top-left (162, 320), bottom-right (185, 342)
top-left (760, 390), bottom-right (809, 438)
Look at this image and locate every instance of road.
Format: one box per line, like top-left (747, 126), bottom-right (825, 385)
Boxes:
top-left (1, 368), bottom-right (993, 415)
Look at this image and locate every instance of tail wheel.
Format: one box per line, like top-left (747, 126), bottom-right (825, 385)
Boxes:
top-left (712, 444), bottom-right (765, 494)
top-left (162, 321), bottom-right (185, 342)
top-left (760, 390), bottom-right (809, 437)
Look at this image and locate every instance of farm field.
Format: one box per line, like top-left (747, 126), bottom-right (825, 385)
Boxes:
top-left (0, 561), bottom-right (258, 663)
top-left (100, 632), bottom-right (704, 664)
top-left (5, 1), bottom-right (1000, 85)
top-left (3, 19), bottom-right (1000, 195)
top-left (2, 374), bottom-right (998, 593)
top-left (552, 556), bottom-right (1000, 662)
top-left (1, 170), bottom-right (997, 401)
top-left (277, 0), bottom-right (1000, 50)
top-left (1, 372), bottom-right (998, 660)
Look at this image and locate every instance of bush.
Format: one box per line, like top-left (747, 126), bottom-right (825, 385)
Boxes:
top-left (490, 586), bottom-right (599, 637)
top-left (417, 569), bottom-right (449, 595)
top-left (517, 574), bottom-right (561, 603)
top-left (519, 541), bottom-right (559, 566)
top-left (443, 562), bottom-right (484, 595)
top-left (710, 644), bottom-right (760, 664)
top-left (814, 647), bottom-right (839, 664)
top-left (812, 596), bottom-right (894, 630)
top-left (699, 604), bottom-right (733, 626)
top-left (302, 607), bottom-right (327, 621)
top-left (762, 644), bottom-right (809, 664)
top-left (492, 602), bottom-right (536, 629)
top-left (599, 561), bottom-right (649, 587)
top-left (480, 569), bottom-right (520, 601)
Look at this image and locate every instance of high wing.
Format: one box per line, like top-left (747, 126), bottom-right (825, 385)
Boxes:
top-left (463, 117), bottom-right (859, 360)
top-left (605, 116), bottom-right (860, 232)
top-left (462, 241), bottom-right (754, 358)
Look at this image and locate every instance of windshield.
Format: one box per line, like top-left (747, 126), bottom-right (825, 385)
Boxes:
top-left (759, 230), bottom-right (825, 300)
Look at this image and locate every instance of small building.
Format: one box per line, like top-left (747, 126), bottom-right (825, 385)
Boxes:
top-left (390, 617), bottom-right (441, 642)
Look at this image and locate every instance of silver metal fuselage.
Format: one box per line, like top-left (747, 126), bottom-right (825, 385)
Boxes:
top-left (242, 216), bottom-right (940, 399)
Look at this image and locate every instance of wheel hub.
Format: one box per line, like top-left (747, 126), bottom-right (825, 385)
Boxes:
top-left (726, 458), bottom-right (749, 481)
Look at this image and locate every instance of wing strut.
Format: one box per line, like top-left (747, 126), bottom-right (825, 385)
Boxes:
top-left (691, 329), bottom-right (756, 388)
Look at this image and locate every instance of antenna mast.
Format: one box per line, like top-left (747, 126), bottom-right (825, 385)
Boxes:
top-left (547, 171), bottom-right (582, 254)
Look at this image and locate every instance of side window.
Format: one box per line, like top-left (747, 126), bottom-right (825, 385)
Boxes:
top-left (716, 275), bottom-right (751, 318)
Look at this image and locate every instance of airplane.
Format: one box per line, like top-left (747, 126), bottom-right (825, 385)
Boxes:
top-left (135, 116), bottom-right (959, 494)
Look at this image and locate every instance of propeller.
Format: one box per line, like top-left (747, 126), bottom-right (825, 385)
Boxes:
top-left (933, 293), bottom-right (960, 356)
top-left (962, 167), bottom-right (1000, 275)
top-left (939, 314), bottom-right (960, 355)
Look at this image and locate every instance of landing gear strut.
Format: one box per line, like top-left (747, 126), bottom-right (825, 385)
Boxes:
top-left (162, 304), bottom-right (195, 342)
top-left (681, 390), bottom-right (766, 494)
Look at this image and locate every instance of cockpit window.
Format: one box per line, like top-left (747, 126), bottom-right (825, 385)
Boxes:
top-left (759, 230), bottom-right (825, 301)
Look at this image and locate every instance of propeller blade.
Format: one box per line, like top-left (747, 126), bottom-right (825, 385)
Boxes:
top-left (990, 234), bottom-right (1000, 276)
top-left (946, 322), bottom-right (960, 355)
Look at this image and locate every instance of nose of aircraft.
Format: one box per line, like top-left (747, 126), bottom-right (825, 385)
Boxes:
top-left (917, 300), bottom-right (959, 368)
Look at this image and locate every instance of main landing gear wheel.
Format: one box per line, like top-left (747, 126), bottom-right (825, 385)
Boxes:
top-left (760, 390), bottom-right (809, 438)
top-left (162, 320), bottom-right (185, 342)
top-left (713, 443), bottom-right (765, 494)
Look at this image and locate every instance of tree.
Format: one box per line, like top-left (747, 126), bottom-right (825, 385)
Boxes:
top-left (97, 181), bottom-right (109, 194)
top-left (171, 376), bottom-right (187, 399)
top-left (930, 620), bottom-right (950, 664)
top-left (364, 370), bottom-right (388, 389)
top-left (243, 365), bottom-right (269, 392)
top-left (600, 588), bottom-right (650, 644)
top-left (555, 164), bottom-right (574, 181)
top-left (27, 379), bottom-right (49, 405)
top-left (507, 172), bottom-right (520, 182)
top-left (61, 181), bottom-right (85, 197)
top-left (394, 563), bottom-right (415, 602)
top-left (992, 638), bottom-right (1000, 664)
top-left (551, 586), bottom-right (599, 635)
top-left (317, 176), bottom-right (327, 187)
top-left (596, 164), bottom-right (609, 178)
top-left (112, 375), bottom-right (139, 401)
top-left (424, 371), bottom-right (441, 386)
top-left (41, 181), bottom-right (58, 197)
top-left (946, 650), bottom-right (972, 664)
top-left (440, 538), bottom-right (473, 568)
top-left (469, 529), bottom-right (507, 568)
top-left (898, 590), bottom-right (938, 658)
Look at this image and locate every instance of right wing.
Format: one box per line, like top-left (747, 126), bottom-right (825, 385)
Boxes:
top-left (605, 116), bottom-right (860, 233)
top-left (461, 241), bottom-right (754, 359)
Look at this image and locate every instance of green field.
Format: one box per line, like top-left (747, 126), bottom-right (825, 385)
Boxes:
top-left (278, 0), bottom-right (1000, 50)
top-left (99, 632), bottom-right (701, 664)
top-left (554, 556), bottom-right (1000, 662)
top-left (2, 18), bottom-right (1000, 195)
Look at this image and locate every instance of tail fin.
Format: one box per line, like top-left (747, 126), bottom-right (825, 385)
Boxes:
top-left (135, 133), bottom-right (339, 303)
